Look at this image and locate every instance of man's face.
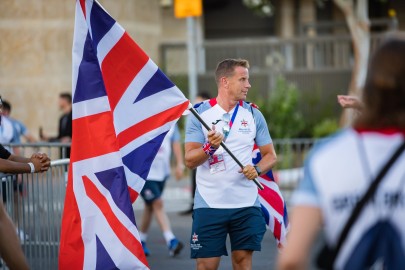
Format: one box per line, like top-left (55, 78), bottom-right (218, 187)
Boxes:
top-left (59, 98), bottom-right (69, 112)
top-left (224, 66), bottom-right (251, 101)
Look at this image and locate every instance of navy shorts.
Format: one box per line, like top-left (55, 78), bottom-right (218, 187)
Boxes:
top-left (190, 207), bottom-right (266, 258)
top-left (140, 180), bottom-right (166, 204)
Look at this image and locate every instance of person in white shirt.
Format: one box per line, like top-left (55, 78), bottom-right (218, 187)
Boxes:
top-left (185, 58), bottom-right (277, 270)
top-left (278, 35), bottom-right (405, 270)
top-left (139, 124), bottom-right (185, 257)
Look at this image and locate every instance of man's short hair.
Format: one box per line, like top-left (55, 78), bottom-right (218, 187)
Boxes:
top-left (215, 59), bottom-right (250, 85)
top-left (59, 93), bottom-right (72, 104)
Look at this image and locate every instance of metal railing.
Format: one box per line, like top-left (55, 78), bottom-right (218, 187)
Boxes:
top-left (0, 159), bottom-right (69, 269)
top-left (161, 33), bottom-right (387, 74)
top-left (161, 34), bottom-right (387, 102)
top-left (2, 143), bottom-right (71, 161)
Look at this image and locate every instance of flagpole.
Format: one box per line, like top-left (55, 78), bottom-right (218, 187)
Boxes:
top-left (189, 107), bottom-right (265, 190)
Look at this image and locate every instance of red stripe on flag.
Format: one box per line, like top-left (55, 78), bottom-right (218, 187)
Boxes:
top-left (79, 0), bottom-right (86, 17)
top-left (59, 168), bottom-right (84, 270)
top-left (128, 187), bottom-right (139, 204)
top-left (117, 101), bottom-right (189, 148)
top-left (101, 32), bottom-right (149, 111)
top-left (71, 112), bottom-right (118, 162)
top-left (273, 219), bottom-right (282, 242)
top-left (83, 176), bottom-right (149, 267)
top-left (258, 183), bottom-right (284, 215)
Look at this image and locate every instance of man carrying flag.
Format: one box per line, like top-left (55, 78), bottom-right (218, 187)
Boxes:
top-left (59, 0), bottom-right (189, 269)
top-left (185, 58), bottom-right (278, 270)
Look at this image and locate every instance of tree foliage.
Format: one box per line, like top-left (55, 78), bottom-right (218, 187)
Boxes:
top-left (257, 76), bottom-right (305, 139)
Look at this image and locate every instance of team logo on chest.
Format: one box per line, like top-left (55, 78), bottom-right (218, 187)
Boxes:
top-left (238, 118), bottom-right (252, 134)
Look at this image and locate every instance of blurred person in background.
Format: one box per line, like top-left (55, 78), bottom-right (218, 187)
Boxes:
top-left (40, 92), bottom-right (72, 158)
top-left (278, 36), bottom-right (405, 270)
top-left (1, 100), bottom-right (36, 156)
top-left (139, 124), bottom-right (185, 257)
top-left (179, 91), bottom-right (212, 216)
top-left (337, 95), bottom-right (363, 111)
top-left (0, 99), bottom-right (19, 153)
top-left (1, 100), bottom-right (36, 144)
top-left (0, 96), bottom-right (50, 241)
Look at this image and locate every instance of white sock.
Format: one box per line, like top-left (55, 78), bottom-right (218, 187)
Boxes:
top-left (163, 231), bottom-right (175, 245)
top-left (139, 232), bottom-right (147, 242)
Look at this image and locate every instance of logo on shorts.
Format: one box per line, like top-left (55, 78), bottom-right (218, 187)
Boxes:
top-left (191, 232), bottom-right (202, 250)
top-left (143, 189), bottom-right (155, 200)
top-left (192, 232), bottom-right (198, 243)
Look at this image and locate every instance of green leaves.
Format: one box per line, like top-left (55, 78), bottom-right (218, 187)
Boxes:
top-left (258, 76), bottom-right (305, 138)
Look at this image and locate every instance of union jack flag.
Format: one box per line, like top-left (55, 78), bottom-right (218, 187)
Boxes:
top-left (59, 0), bottom-right (189, 269)
top-left (252, 145), bottom-right (289, 248)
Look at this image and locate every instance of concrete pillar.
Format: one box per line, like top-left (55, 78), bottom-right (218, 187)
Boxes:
top-left (299, 0), bottom-right (316, 37)
top-left (277, 0), bottom-right (295, 38)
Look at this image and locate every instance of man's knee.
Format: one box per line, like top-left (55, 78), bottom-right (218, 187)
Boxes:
top-left (196, 257), bottom-right (220, 270)
top-left (232, 250), bottom-right (253, 269)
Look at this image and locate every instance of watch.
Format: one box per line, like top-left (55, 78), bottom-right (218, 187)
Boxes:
top-left (254, 165), bottom-right (262, 176)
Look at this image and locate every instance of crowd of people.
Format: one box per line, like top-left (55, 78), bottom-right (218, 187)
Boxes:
top-left (1, 35), bottom-right (405, 270)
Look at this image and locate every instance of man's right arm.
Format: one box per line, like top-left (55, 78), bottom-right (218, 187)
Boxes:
top-left (185, 127), bottom-right (224, 169)
top-left (185, 142), bottom-right (208, 169)
top-left (184, 111), bottom-right (223, 169)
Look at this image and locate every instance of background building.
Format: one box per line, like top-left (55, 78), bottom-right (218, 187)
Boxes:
top-left (1, 0), bottom-right (404, 140)
top-left (0, 0), bottom-right (187, 140)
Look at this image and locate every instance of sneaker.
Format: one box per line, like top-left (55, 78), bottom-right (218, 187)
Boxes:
top-left (168, 238), bottom-right (183, 257)
top-left (141, 241), bottom-right (150, 256)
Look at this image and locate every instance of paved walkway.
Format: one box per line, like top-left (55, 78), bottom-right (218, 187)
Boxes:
top-left (134, 176), bottom-right (272, 270)
top-left (133, 175), bottom-right (320, 270)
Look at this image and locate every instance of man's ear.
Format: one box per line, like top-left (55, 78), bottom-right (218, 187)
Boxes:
top-left (221, 77), bottom-right (228, 88)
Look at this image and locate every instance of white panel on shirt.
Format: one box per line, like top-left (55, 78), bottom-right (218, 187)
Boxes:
top-left (196, 104), bottom-right (259, 209)
top-left (293, 129), bottom-right (405, 269)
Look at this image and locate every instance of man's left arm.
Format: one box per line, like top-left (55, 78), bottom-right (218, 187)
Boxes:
top-left (255, 143), bottom-right (277, 176)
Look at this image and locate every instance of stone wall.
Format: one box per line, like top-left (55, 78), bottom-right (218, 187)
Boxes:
top-left (0, 0), bottom-right (181, 142)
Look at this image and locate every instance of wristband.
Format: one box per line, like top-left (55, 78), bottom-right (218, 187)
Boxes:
top-left (28, 162), bottom-right (35, 173)
top-left (202, 142), bottom-right (218, 156)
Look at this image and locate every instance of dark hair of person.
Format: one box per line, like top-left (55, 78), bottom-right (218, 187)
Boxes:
top-left (1, 100), bottom-right (11, 113)
top-left (354, 36), bottom-right (405, 130)
top-left (197, 91), bottom-right (211, 100)
top-left (215, 58), bottom-right (250, 85)
top-left (59, 93), bottom-right (72, 104)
